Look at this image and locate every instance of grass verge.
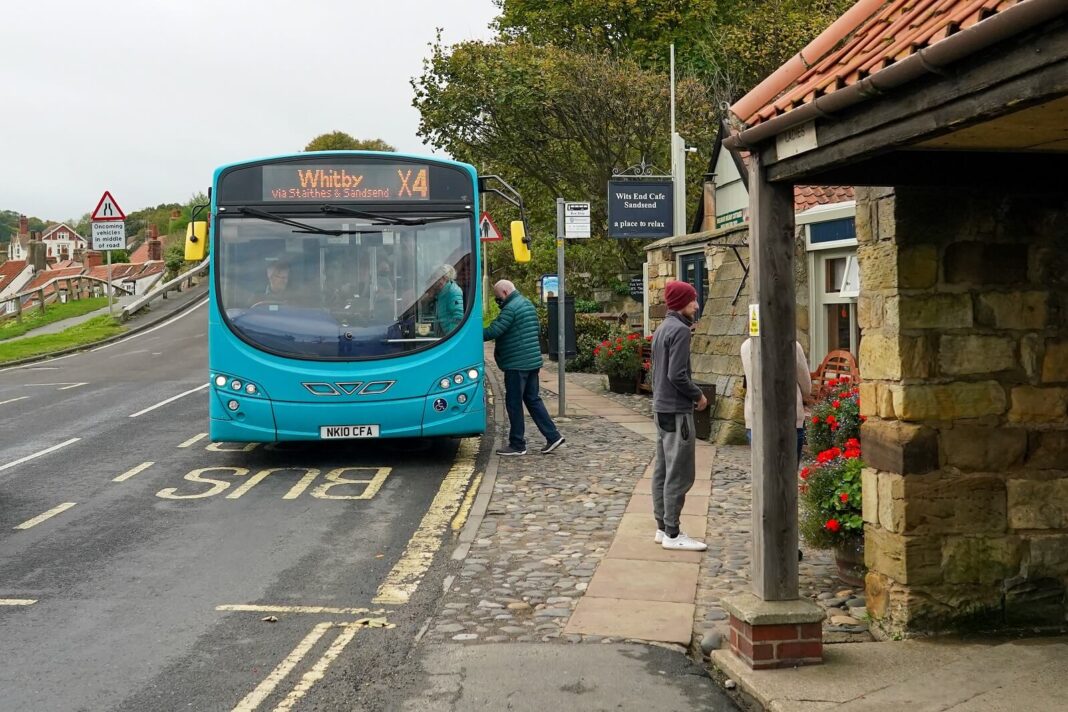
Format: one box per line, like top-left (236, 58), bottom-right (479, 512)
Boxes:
top-left (0, 297), bottom-right (110, 341)
top-left (0, 315), bottom-right (126, 364)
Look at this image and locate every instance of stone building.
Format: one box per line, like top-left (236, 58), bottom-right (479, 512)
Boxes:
top-left (644, 130), bottom-right (856, 443)
top-left (711, 0), bottom-right (1068, 651)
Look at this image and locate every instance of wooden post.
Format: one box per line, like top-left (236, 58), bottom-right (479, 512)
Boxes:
top-left (38, 288), bottom-right (46, 315)
top-left (748, 150), bottom-right (799, 601)
top-left (14, 296), bottom-right (22, 323)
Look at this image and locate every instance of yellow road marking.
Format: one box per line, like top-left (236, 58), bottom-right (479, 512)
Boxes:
top-left (0, 598), bottom-right (37, 606)
top-left (311, 467), bottom-right (391, 500)
top-left (216, 604), bottom-right (375, 616)
top-left (208, 442), bottom-right (260, 452)
top-left (373, 439), bottom-right (477, 605)
top-left (157, 467), bottom-right (249, 499)
top-left (273, 623), bottom-right (361, 712)
top-left (231, 622), bottom-right (332, 712)
top-left (14, 502), bottom-right (76, 530)
top-left (451, 472), bottom-right (483, 532)
top-left (113, 461), bottom-right (154, 482)
top-left (178, 433), bottom-right (208, 448)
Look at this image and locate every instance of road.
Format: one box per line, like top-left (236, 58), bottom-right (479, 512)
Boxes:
top-left (0, 301), bottom-right (483, 711)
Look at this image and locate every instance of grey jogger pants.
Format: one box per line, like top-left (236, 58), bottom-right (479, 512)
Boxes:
top-left (651, 411), bottom-right (696, 530)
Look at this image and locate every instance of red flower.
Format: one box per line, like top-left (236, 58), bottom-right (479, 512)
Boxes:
top-left (825, 415), bottom-right (837, 424)
top-left (593, 347), bottom-right (601, 356)
top-left (832, 400), bottom-right (841, 409)
top-left (824, 519), bottom-right (841, 532)
top-left (646, 335), bottom-right (653, 342)
top-left (601, 340), bottom-right (610, 347)
top-left (627, 333), bottom-right (638, 341)
top-left (811, 416), bottom-right (821, 424)
top-left (828, 379), bottom-right (839, 388)
top-left (615, 345), bottom-right (623, 352)
top-left (844, 448), bottom-right (861, 460)
top-left (800, 467), bottom-right (811, 480)
top-left (845, 438), bottom-right (860, 449)
top-left (860, 415), bottom-right (868, 423)
top-left (839, 492), bottom-right (849, 503)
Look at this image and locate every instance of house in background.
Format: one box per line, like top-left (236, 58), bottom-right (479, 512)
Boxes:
top-left (40, 223), bottom-right (87, 263)
top-left (644, 124), bottom-right (860, 442)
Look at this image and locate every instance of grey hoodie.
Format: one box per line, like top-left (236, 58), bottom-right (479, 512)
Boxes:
top-left (651, 311), bottom-right (703, 413)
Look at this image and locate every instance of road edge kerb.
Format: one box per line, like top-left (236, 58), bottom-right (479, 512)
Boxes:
top-left (451, 360), bottom-right (504, 562)
top-left (0, 287), bottom-right (209, 369)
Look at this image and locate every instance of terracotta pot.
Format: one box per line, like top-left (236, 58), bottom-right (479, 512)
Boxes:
top-left (834, 537), bottom-right (866, 587)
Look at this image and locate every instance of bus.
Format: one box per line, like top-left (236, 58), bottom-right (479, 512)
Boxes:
top-left (184, 151), bottom-right (529, 442)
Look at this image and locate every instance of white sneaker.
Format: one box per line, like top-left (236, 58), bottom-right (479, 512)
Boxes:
top-left (654, 529), bottom-right (665, 544)
top-left (661, 533), bottom-right (707, 551)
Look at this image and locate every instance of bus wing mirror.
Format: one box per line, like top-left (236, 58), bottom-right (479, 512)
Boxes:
top-left (510, 221), bottom-right (531, 263)
top-left (185, 221), bottom-right (208, 261)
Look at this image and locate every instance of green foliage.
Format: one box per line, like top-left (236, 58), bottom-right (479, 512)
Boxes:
top-left (574, 298), bottom-right (600, 314)
top-left (482, 295), bottom-right (501, 327)
top-left (0, 315), bottom-right (125, 364)
top-left (106, 250), bottom-right (130, 264)
top-left (799, 380), bottom-right (865, 550)
top-left (570, 314), bottom-right (616, 372)
top-left (164, 244), bottom-right (186, 279)
top-left (806, 379), bottom-right (862, 452)
top-left (0, 297), bottom-right (109, 341)
top-left (799, 449), bottom-right (864, 549)
top-left (593, 331), bottom-right (646, 379)
top-left (414, 40), bottom-right (717, 299)
top-left (493, 0), bottom-right (718, 70)
top-left (304, 132), bottom-right (396, 152)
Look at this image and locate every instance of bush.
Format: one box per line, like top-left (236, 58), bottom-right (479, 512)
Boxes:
top-left (593, 331), bottom-right (645, 379)
top-left (569, 315), bottom-right (614, 372)
top-left (799, 377), bottom-right (865, 551)
top-left (574, 298), bottom-right (600, 313)
top-left (483, 296), bottom-right (500, 328)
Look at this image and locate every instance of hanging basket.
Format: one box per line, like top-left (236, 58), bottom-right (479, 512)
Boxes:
top-left (834, 537), bottom-right (866, 588)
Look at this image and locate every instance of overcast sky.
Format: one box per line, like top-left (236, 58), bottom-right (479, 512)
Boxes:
top-left (1, 1), bottom-right (497, 222)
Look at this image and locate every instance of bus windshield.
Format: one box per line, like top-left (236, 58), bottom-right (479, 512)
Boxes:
top-left (216, 214), bottom-right (473, 360)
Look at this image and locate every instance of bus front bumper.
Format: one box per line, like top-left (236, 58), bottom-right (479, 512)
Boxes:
top-left (209, 381), bottom-right (485, 442)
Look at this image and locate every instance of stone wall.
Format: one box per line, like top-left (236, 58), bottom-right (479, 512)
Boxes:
top-left (857, 186), bottom-right (1068, 636)
top-left (645, 225), bottom-right (810, 444)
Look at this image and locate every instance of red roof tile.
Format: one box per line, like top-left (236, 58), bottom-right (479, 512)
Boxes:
top-left (733, 0), bottom-right (1027, 127)
top-left (795, 185), bottom-right (855, 212)
top-left (0, 261), bottom-right (30, 292)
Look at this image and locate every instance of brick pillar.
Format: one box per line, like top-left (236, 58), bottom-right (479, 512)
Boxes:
top-left (723, 593), bottom-right (825, 669)
top-left (856, 187), bottom-right (1068, 637)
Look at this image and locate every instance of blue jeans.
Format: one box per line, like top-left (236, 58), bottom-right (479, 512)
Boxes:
top-left (503, 369), bottom-right (561, 450)
top-left (746, 428), bottom-right (805, 462)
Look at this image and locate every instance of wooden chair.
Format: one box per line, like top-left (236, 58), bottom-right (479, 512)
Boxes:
top-left (811, 350), bottom-right (860, 400)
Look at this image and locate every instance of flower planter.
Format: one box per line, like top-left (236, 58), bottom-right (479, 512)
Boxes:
top-left (607, 374), bottom-right (638, 394)
top-left (834, 537), bottom-right (866, 587)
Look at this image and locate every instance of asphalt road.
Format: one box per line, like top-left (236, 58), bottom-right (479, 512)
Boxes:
top-left (0, 302), bottom-right (482, 711)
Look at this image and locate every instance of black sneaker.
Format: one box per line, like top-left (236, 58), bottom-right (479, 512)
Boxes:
top-left (496, 446), bottom-right (527, 456)
top-left (541, 436), bottom-right (565, 454)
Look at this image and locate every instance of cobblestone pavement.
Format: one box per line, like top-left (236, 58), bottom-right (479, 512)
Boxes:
top-left (426, 360), bottom-right (870, 648)
top-left (422, 366), bottom-right (651, 644)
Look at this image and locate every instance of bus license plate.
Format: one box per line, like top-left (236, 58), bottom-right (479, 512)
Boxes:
top-left (320, 425), bottom-right (380, 439)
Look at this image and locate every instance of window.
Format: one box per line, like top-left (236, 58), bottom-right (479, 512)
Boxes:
top-left (678, 252), bottom-right (708, 317)
top-left (809, 247), bottom-right (860, 361)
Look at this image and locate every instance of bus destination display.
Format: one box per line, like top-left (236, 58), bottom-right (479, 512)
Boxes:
top-left (262, 164), bottom-right (430, 202)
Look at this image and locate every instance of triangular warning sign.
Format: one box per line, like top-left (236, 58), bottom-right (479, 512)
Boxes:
top-left (91, 191), bottom-right (126, 221)
top-left (479, 211), bottom-right (503, 242)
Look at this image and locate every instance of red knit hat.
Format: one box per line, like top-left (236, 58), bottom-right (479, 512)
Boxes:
top-left (665, 281), bottom-right (697, 311)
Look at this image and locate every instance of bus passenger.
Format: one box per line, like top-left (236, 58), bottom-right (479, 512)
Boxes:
top-left (430, 264), bottom-right (464, 335)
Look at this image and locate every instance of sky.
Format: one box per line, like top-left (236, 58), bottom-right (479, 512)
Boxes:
top-left (0, 0), bottom-right (497, 222)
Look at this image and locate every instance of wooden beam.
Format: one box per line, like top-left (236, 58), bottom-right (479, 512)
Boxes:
top-left (767, 23), bottom-right (1068, 183)
top-left (800, 150), bottom-right (1068, 187)
top-left (748, 151), bottom-right (799, 601)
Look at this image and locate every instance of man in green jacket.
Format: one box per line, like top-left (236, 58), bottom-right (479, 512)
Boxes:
top-left (484, 280), bottom-right (565, 456)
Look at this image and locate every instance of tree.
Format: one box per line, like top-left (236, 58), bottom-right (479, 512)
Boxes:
top-left (413, 40), bottom-right (717, 298)
top-left (303, 132), bottom-right (396, 152)
top-left (492, 0), bottom-right (718, 71)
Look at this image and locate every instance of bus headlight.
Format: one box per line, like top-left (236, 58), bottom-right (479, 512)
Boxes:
top-left (227, 400), bottom-right (240, 411)
top-left (467, 369), bottom-right (479, 380)
top-left (215, 375), bottom-right (227, 387)
top-left (439, 378), bottom-right (451, 389)
top-left (453, 374), bottom-right (464, 384)
top-left (457, 393), bottom-right (468, 404)
top-left (245, 383), bottom-right (257, 395)
top-left (231, 379), bottom-right (242, 391)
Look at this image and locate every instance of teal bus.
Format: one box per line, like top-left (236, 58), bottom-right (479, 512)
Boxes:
top-left (185, 152), bottom-right (528, 442)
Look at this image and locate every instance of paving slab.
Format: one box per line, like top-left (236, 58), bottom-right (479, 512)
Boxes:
top-left (606, 530), bottom-right (706, 564)
top-left (564, 597), bottom-right (695, 644)
top-left (585, 558), bottom-right (699, 603)
top-left (616, 512), bottom-right (706, 538)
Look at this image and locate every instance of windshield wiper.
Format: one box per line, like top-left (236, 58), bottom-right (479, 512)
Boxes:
top-left (320, 205), bottom-right (458, 226)
top-left (238, 207), bottom-right (367, 236)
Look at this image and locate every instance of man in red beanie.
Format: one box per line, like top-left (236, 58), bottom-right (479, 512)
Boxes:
top-left (650, 280), bottom-right (709, 551)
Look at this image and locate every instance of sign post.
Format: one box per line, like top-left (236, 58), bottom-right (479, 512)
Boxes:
top-left (552, 200), bottom-right (591, 417)
top-left (90, 191), bottom-right (127, 317)
top-left (479, 211), bottom-right (502, 317)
